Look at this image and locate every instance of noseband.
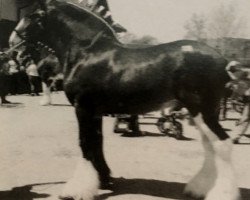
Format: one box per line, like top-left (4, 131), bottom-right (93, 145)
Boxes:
top-left (13, 29), bottom-right (27, 40)
top-left (9, 21), bottom-right (56, 55)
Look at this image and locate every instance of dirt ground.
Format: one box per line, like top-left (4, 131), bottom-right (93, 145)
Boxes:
top-left (1, 92), bottom-right (250, 200)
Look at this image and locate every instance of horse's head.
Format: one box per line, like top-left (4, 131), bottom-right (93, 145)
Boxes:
top-left (9, 8), bottom-right (47, 50)
top-left (9, 0), bottom-right (118, 57)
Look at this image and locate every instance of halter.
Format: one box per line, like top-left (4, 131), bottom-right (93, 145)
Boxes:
top-left (13, 29), bottom-right (27, 40)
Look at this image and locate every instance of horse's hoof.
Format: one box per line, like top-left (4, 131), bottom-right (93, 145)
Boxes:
top-left (39, 100), bottom-right (51, 106)
top-left (184, 191), bottom-right (204, 200)
top-left (233, 138), bottom-right (239, 144)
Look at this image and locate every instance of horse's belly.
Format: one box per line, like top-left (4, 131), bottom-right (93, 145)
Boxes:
top-left (97, 94), bottom-right (176, 115)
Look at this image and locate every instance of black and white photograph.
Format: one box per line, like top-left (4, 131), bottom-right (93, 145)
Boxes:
top-left (1, 0), bottom-right (250, 199)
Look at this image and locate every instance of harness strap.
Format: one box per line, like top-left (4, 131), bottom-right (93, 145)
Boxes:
top-left (13, 29), bottom-right (26, 40)
top-left (84, 30), bottom-right (104, 50)
top-left (5, 40), bottom-right (26, 54)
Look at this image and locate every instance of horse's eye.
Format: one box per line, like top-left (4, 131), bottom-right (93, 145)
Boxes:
top-left (29, 10), bottom-right (45, 20)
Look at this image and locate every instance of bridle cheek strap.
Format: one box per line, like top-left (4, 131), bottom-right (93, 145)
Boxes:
top-left (13, 29), bottom-right (26, 40)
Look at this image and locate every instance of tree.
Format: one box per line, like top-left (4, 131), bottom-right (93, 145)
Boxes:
top-left (119, 32), bottom-right (159, 45)
top-left (184, 13), bottom-right (207, 41)
top-left (131, 35), bottom-right (159, 45)
top-left (184, 2), bottom-right (247, 41)
top-left (207, 2), bottom-right (247, 39)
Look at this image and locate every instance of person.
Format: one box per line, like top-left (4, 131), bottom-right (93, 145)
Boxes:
top-left (0, 52), bottom-right (11, 104)
top-left (225, 61), bottom-right (250, 143)
top-left (8, 59), bottom-right (19, 95)
top-left (221, 60), bottom-right (246, 120)
top-left (26, 59), bottom-right (41, 96)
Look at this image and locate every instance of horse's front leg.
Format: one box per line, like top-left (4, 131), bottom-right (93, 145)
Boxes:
top-left (185, 111), bottom-right (240, 200)
top-left (39, 82), bottom-right (52, 106)
top-left (60, 104), bottom-right (111, 200)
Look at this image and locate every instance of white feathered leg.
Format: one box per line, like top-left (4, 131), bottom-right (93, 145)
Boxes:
top-left (40, 82), bottom-right (52, 106)
top-left (205, 139), bottom-right (240, 200)
top-left (185, 134), bottom-right (216, 198)
top-left (185, 113), bottom-right (240, 200)
top-left (60, 158), bottom-right (99, 200)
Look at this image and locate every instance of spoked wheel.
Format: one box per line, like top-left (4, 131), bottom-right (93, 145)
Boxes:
top-left (172, 121), bottom-right (183, 140)
top-left (157, 117), bottom-right (183, 139)
top-left (113, 121), bottom-right (130, 134)
top-left (157, 117), bottom-right (169, 134)
top-left (233, 138), bottom-right (240, 144)
top-left (232, 101), bottom-right (244, 113)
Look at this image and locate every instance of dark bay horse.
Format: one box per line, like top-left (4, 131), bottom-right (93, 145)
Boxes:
top-left (9, 1), bottom-right (240, 200)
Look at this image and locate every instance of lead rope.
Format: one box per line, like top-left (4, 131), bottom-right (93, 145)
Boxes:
top-left (83, 30), bottom-right (104, 50)
top-left (5, 40), bottom-right (26, 54)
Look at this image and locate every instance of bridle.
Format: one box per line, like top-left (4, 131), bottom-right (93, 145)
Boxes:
top-left (8, 16), bottom-right (56, 56)
top-left (7, 2), bottom-right (113, 56)
top-left (13, 29), bottom-right (27, 40)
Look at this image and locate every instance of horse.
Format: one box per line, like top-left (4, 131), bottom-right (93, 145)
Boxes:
top-left (9, 1), bottom-right (240, 200)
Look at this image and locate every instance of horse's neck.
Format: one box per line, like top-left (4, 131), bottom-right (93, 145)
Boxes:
top-left (45, 11), bottom-right (116, 61)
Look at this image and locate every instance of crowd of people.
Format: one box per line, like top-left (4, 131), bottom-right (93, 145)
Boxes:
top-left (0, 51), bottom-right (42, 104)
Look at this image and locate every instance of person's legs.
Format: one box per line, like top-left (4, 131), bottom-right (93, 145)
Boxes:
top-left (33, 76), bottom-right (41, 95)
top-left (1, 95), bottom-right (11, 104)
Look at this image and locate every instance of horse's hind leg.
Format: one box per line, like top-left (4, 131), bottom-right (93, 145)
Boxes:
top-left (60, 105), bottom-right (110, 200)
top-left (185, 134), bottom-right (216, 198)
top-left (185, 111), bottom-right (240, 200)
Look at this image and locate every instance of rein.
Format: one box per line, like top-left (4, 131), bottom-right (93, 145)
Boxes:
top-left (5, 40), bottom-right (26, 54)
top-left (83, 30), bottom-right (104, 50)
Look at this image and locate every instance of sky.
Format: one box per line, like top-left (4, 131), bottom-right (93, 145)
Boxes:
top-left (109, 0), bottom-right (250, 42)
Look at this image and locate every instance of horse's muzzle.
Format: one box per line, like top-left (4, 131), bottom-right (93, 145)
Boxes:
top-left (9, 31), bottom-right (23, 48)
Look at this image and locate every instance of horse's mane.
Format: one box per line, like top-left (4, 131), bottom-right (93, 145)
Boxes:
top-left (49, 0), bottom-right (119, 42)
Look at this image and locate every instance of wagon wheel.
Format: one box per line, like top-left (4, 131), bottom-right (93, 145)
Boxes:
top-left (157, 117), bottom-right (170, 134)
top-left (232, 101), bottom-right (244, 113)
top-left (172, 121), bottom-right (183, 140)
top-left (233, 137), bottom-right (240, 144)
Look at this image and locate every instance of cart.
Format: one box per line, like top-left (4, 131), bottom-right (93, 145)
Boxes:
top-left (113, 111), bottom-right (185, 140)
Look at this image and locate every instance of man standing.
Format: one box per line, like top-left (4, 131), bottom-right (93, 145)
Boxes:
top-left (0, 53), bottom-right (11, 104)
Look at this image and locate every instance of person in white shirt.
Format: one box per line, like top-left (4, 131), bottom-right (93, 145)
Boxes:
top-left (26, 59), bottom-right (41, 96)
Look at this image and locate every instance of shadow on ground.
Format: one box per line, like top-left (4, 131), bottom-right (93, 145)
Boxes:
top-left (0, 182), bottom-right (64, 200)
top-left (50, 103), bottom-right (72, 107)
top-left (99, 177), bottom-right (191, 200)
top-left (0, 102), bottom-right (24, 108)
top-left (120, 131), bottom-right (194, 141)
top-left (0, 179), bottom-right (249, 200)
top-left (99, 177), bottom-right (250, 200)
